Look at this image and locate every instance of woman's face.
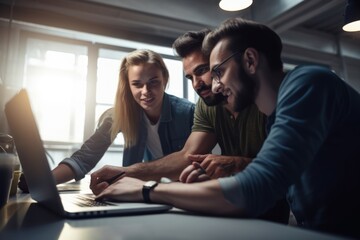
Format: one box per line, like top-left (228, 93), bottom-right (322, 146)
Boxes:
top-left (128, 62), bottom-right (165, 117)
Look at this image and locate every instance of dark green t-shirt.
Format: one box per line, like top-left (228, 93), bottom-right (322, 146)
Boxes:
top-left (192, 99), bottom-right (266, 158)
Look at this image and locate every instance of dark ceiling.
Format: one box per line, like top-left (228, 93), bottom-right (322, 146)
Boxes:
top-left (0, 0), bottom-right (359, 44)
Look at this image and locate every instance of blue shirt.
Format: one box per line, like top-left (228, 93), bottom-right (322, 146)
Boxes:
top-left (219, 65), bottom-right (360, 237)
top-left (61, 93), bottom-right (195, 180)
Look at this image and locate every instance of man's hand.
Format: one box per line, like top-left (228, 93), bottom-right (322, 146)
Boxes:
top-left (179, 154), bottom-right (251, 183)
top-left (95, 177), bottom-right (144, 202)
top-left (179, 161), bottom-right (211, 183)
top-left (90, 165), bottom-right (126, 195)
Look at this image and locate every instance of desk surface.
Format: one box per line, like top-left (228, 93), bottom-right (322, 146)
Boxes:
top-left (0, 176), bottom-right (348, 240)
top-left (1, 195), bottom-right (348, 240)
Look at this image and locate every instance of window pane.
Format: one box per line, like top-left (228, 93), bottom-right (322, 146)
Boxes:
top-left (97, 49), bottom-right (128, 105)
top-left (163, 58), bottom-right (183, 98)
top-left (24, 38), bottom-right (88, 143)
top-left (187, 81), bottom-right (198, 104)
top-left (96, 49), bottom-right (128, 145)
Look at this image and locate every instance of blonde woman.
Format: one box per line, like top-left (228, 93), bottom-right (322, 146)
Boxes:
top-left (35, 49), bottom-right (194, 186)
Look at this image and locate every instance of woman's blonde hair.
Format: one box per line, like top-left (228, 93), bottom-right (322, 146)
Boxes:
top-left (111, 49), bottom-right (169, 147)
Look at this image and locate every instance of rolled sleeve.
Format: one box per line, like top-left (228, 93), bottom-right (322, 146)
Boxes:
top-left (60, 158), bottom-right (87, 181)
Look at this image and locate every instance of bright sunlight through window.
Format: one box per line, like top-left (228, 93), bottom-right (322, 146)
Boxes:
top-left (24, 39), bottom-right (88, 143)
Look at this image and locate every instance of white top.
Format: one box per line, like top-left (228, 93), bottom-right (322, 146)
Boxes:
top-left (144, 114), bottom-right (163, 161)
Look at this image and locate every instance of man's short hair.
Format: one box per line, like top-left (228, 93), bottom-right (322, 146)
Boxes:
top-left (173, 28), bottom-right (211, 58)
top-left (203, 18), bottom-right (283, 71)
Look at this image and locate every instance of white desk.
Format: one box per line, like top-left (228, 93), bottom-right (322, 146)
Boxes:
top-left (0, 193), bottom-right (348, 240)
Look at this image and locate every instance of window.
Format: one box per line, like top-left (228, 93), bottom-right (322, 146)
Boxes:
top-left (24, 38), bottom-right (88, 143)
top-left (96, 49), bottom-right (128, 145)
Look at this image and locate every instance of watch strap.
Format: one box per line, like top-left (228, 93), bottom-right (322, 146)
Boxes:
top-left (142, 181), bottom-right (158, 203)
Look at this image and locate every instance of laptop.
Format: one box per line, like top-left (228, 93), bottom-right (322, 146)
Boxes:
top-left (4, 89), bottom-right (172, 218)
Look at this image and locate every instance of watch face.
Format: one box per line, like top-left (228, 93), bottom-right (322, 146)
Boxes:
top-left (144, 180), bottom-right (157, 188)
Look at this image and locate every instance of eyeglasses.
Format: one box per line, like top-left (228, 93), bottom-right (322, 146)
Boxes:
top-left (211, 51), bottom-right (243, 85)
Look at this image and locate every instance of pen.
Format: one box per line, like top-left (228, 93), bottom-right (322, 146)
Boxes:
top-left (105, 172), bottom-right (126, 184)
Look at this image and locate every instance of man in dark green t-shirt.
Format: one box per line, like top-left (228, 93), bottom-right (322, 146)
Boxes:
top-left (193, 99), bottom-right (265, 160)
top-left (173, 29), bottom-right (266, 182)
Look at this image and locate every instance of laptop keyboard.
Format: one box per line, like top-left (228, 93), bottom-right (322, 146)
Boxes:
top-left (68, 194), bottom-right (114, 207)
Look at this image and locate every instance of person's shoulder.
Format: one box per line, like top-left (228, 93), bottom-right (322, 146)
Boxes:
top-left (282, 65), bottom-right (342, 94)
top-left (239, 104), bottom-right (264, 119)
top-left (195, 98), bottom-right (219, 112)
top-left (97, 107), bottom-right (113, 126)
top-left (167, 93), bottom-right (193, 105)
top-left (166, 93), bottom-right (195, 112)
top-left (285, 65), bottom-right (338, 84)
top-left (244, 103), bottom-right (263, 114)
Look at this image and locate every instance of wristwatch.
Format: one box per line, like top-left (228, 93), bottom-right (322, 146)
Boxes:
top-left (142, 180), bottom-right (158, 203)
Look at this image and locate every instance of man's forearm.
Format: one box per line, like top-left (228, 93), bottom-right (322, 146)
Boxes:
top-left (126, 150), bottom-right (191, 181)
top-left (152, 179), bottom-right (244, 216)
top-left (234, 156), bottom-right (252, 172)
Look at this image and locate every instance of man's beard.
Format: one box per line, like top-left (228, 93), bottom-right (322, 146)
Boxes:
top-left (197, 84), bottom-right (227, 106)
top-left (233, 65), bottom-right (256, 112)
